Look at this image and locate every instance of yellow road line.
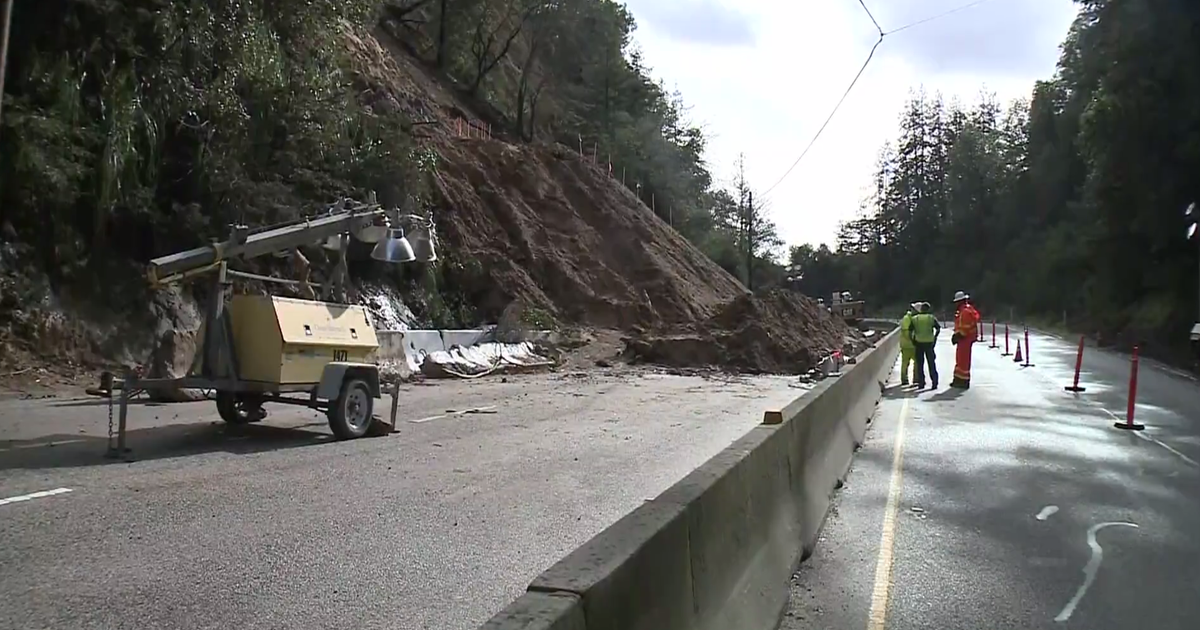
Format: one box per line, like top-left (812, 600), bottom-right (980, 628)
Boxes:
top-left (866, 398), bottom-right (911, 630)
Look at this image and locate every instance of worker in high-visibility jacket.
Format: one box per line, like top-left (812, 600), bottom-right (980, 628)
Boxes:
top-left (909, 302), bottom-right (940, 389)
top-left (949, 291), bottom-right (981, 389)
top-left (899, 303), bottom-right (918, 385)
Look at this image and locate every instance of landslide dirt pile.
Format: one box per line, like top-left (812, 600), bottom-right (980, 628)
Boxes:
top-left (339, 26), bottom-right (862, 374)
top-left (425, 140), bottom-right (862, 373)
top-left (429, 139), bottom-right (746, 329)
top-left (622, 290), bottom-right (866, 373)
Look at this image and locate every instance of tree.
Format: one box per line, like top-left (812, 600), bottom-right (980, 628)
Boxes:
top-left (797, 0), bottom-right (1200, 364)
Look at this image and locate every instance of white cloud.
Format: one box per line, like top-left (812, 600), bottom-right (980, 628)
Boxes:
top-left (621, 0), bottom-right (1079, 249)
top-left (630, 0), bottom-right (758, 46)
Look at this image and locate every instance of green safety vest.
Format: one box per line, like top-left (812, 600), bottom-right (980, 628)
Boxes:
top-left (911, 313), bottom-right (939, 344)
top-left (899, 313), bottom-right (915, 348)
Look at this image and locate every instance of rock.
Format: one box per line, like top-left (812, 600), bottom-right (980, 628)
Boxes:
top-left (144, 329), bottom-right (206, 402)
top-left (494, 301), bottom-right (525, 344)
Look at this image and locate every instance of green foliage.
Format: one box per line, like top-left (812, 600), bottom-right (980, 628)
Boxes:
top-left (789, 0), bottom-right (1200, 360)
top-left (0, 0), bottom-right (416, 273)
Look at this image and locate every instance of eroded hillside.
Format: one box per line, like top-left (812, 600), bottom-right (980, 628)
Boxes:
top-left (0, 1), bottom-right (863, 388)
top-left (342, 21), bottom-right (864, 371)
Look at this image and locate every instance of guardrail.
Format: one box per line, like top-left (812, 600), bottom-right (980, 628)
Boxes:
top-left (481, 327), bottom-right (902, 630)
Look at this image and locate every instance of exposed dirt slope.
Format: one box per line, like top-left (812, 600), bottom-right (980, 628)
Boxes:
top-left (623, 291), bottom-right (863, 374)
top-left (429, 138), bottom-right (746, 329)
top-left (346, 26), bottom-right (864, 373)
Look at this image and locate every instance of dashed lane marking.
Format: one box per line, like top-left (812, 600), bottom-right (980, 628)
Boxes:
top-left (866, 397), bottom-right (911, 630)
top-left (0, 487), bottom-right (73, 507)
top-left (410, 405), bottom-right (498, 423)
top-left (0, 439), bottom-right (87, 452)
top-left (1036, 505), bottom-right (1059, 521)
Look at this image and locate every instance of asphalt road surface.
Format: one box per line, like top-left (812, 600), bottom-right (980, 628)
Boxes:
top-left (0, 368), bottom-right (803, 630)
top-left (782, 329), bottom-right (1200, 630)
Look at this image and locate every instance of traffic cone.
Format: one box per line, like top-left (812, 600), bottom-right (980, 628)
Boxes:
top-left (1013, 340), bottom-right (1023, 363)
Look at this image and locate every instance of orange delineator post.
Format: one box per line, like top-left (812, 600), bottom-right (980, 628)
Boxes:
top-left (1021, 327), bottom-right (1034, 367)
top-left (990, 320), bottom-right (997, 348)
top-left (1002, 324), bottom-right (1011, 356)
top-left (1065, 334), bottom-right (1086, 392)
top-left (1114, 345), bottom-right (1145, 431)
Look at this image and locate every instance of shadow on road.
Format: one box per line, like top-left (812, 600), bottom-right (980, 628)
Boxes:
top-left (836, 390), bottom-right (1200, 628)
top-left (924, 388), bottom-right (967, 402)
top-left (0, 421), bottom-right (335, 470)
top-left (882, 384), bottom-right (920, 399)
top-left (47, 397), bottom-right (173, 409)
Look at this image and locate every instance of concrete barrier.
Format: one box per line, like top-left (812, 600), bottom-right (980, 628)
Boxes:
top-left (479, 328), bottom-right (901, 630)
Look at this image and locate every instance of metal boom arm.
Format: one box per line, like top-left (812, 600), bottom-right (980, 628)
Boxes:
top-left (147, 205), bottom-right (385, 287)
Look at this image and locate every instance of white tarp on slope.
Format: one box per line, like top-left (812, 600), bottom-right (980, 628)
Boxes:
top-left (373, 330), bottom-right (554, 380)
top-left (419, 341), bottom-right (554, 378)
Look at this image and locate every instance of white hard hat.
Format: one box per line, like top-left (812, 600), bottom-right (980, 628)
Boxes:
top-left (953, 290), bottom-right (969, 302)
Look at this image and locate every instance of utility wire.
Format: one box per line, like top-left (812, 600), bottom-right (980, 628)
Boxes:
top-left (761, 37), bottom-right (882, 196)
top-left (885, 0), bottom-right (998, 36)
top-left (760, 0), bottom-right (1002, 197)
top-left (857, 0), bottom-right (884, 36)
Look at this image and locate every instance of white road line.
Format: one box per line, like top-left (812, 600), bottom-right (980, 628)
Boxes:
top-left (1055, 521), bottom-right (1139, 622)
top-left (409, 405), bottom-right (498, 424)
top-left (0, 487), bottom-right (73, 507)
top-left (1101, 408), bottom-right (1199, 467)
top-left (0, 439), bottom-right (87, 452)
top-left (1036, 505), bottom-right (1059, 521)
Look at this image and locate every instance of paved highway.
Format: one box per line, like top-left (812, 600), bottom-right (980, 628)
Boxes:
top-left (0, 368), bottom-right (803, 630)
top-left (782, 329), bottom-right (1200, 629)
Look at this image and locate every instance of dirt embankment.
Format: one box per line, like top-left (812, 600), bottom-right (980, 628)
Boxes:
top-left (346, 29), bottom-right (864, 372)
top-left (423, 136), bottom-right (866, 372)
top-left (623, 291), bottom-right (866, 373)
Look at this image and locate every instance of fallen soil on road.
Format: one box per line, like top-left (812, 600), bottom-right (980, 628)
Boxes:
top-left (622, 290), bottom-right (868, 373)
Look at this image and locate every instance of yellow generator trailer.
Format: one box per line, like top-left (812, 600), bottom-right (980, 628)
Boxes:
top-left (101, 200), bottom-right (439, 457)
top-left (217, 294), bottom-right (382, 439)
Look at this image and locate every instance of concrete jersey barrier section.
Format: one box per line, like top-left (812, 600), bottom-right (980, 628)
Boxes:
top-left (480, 327), bottom-right (902, 630)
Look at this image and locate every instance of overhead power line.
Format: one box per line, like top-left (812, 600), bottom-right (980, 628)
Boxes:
top-left (761, 39), bottom-right (882, 196)
top-left (885, 0), bottom-right (998, 36)
top-left (857, 0), bottom-right (884, 35)
top-left (760, 0), bottom-right (1002, 198)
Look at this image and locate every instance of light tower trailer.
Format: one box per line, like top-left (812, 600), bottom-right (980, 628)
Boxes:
top-left (105, 201), bottom-right (433, 458)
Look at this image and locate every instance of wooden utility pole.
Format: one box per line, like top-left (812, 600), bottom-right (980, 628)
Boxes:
top-left (746, 191), bottom-right (754, 290)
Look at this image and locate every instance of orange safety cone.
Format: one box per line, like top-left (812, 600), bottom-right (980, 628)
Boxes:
top-left (1013, 340), bottom-right (1023, 363)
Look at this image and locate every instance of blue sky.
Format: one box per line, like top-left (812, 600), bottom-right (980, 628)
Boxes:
top-left (618, 0), bottom-right (1080, 250)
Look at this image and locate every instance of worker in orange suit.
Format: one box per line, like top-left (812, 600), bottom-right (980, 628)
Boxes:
top-left (949, 291), bottom-right (981, 389)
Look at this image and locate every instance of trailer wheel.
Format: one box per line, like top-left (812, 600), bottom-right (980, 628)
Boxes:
top-left (215, 392), bottom-right (266, 425)
top-left (328, 378), bottom-right (374, 439)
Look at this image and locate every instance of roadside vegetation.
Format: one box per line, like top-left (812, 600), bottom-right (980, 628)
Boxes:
top-left (788, 0), bottom-right (1200, 364)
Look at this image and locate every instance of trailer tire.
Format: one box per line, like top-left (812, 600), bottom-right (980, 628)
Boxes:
top-left (328, 378), bottom-right (374, 440)
top-left (216, 392), bottom-right (266, 425)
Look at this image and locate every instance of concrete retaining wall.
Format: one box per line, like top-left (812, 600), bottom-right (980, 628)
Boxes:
top-left (480, 328), bottom-right (901, 630)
